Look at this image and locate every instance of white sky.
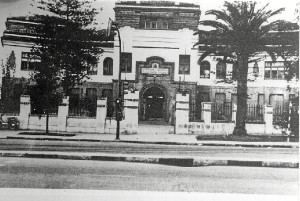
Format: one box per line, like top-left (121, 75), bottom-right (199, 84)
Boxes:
top-left (0, 0), bottom-right (299, 61)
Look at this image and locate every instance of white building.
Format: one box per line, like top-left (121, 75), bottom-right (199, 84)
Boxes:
top-left (1, 1), bottom-right (298, 127)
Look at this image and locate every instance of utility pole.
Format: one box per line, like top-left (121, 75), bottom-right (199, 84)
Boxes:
top-left (107, 18), bottom-right (122, 140)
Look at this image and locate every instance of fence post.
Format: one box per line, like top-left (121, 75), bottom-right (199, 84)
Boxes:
top-left (58, 96), bottom-right (69, 132)
top-left (96, 98), bottom-right (107, 133)
top-left (232, 103), bottom-right (237, 124)
top-left (123, 90), bottom-right (139, 134)
top-left (175, 93), bottom-right (189, 134)
top-left (19, 95), bottom-right (31, 129)
top-left (202, 102), bottom-right (212, 125)
top-left (264, 105), bottom-right (273, 134)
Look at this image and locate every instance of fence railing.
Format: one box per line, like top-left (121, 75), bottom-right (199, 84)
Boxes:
top-left (211, 102), bottom-right (232, 122)
top-left (273, 104), bottom-right (289, 128)
top-left (246, 104), bottom-right (264, 123)
top-left (69, 97), bottom-right (97, 117)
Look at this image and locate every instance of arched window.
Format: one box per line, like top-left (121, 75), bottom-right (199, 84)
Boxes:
top-left (216, 61), bottom-right (226, 79)
top-left (200, 61), bottom-right (210, 78)
top-left (103, 57), bottom-right (113, 75)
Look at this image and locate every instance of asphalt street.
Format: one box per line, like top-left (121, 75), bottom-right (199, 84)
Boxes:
top-left (0, 157), bottom-right (298, 195)
top-left (0, 139), bottom-right (298, 161)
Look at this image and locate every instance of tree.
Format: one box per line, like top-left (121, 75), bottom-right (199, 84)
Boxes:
top-left (1, 51), bottom-right (20, 114)
top-left (194, 2), bottom-right (298, 135)
top-left (30, 0), bottom-right (106, 133)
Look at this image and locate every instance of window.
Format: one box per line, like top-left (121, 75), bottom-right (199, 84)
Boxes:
top-left (121, 53), bottom-right (132, 73)
top-left (179, 55), bottom-right (190, 74)
top-left (86, 88), bottom-right (97, 98)
top-left (200, 61), bottom-right (210, 78)
top-left (140, 17), bottom-right (170, 30)
top-left (258, 94), bottom-right (265, 105)
top-left (88, 65), bottom-right (98, 75)
top-left (103, 57), bottom-right (113, 75)
top-left (216, 61), bottom-right (226, 79)
top-left (269, 94), bottom-right (284, 108)
top-left (21, 52), bottom-right (40, 71)
top-left (215, 93), bottom-right (226, 103)
top-left (265, 61), bottom-right (285, 79)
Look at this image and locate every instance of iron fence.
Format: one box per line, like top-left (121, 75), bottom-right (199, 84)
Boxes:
top-left (246, 104), bottom-right (264, 123)
top-left (69, 97), bottom-right (97, 117)
top-left (273, 103), bottom-right (289, 128)
top-left (212, 102), bottom-right (232, 122)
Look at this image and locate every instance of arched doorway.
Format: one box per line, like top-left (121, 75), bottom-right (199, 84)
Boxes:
top-left (142, 86), bottom-right (166, 121)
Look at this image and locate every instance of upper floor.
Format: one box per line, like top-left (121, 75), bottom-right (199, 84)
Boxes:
top-left (114, 1), bottom-right (200, 31)
top-left (1, 2), bottom-right (298, 89)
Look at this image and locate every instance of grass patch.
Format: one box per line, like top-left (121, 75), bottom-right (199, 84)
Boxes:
top-left (18, 132), bottom-right (76, 137)
top-left (196, 134), bottom-right (299, 142)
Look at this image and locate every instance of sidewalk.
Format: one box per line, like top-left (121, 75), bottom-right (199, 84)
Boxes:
top-left (1, 130), bottom-right (299, 148)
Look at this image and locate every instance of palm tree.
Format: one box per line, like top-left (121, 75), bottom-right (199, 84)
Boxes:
top-left (194, 1), bottom-right (293, 135)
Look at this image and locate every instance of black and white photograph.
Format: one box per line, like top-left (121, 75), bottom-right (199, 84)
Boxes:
top-left (0, 0), bottom-right (299, 200)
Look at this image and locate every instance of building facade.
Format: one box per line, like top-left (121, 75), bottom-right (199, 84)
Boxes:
top-left (1, 1), bottom-right (298, 127)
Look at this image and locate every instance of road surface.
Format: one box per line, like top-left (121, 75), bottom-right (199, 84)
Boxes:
top-left (0, 139), bottom-right (298, 160)
top-left (0, 157), bottom-right (298, 195)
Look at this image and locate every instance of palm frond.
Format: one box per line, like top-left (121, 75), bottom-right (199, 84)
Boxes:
top-left (199, 20), bottom-right (231, 31)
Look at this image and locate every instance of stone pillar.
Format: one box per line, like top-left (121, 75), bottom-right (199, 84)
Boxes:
top-left (19, 95), bottom-right (31, 129)
top-left (96, 98), bottom-right (107, 133)
top-left (175, 93), bottom-right (189, 134)
top-left (123, 90), bottom-right (139, 134)
top-left (232, 103), bottom-right (237, 123)
top-left (57, 96), bottom-right (69, 132)
top-left (202, 102), bottom-right (212, 125)
top-left (264, 105), bottom-right (273, 134)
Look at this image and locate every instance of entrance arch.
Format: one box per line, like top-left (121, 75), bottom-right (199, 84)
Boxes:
top-left (140, 84), bottom-right (168, 122)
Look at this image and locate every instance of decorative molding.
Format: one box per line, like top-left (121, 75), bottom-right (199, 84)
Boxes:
top-left (176, 101), bottom-right (189, 104)
top-left (176, 108), bottom-right (189, 111)
top-left (124, 106), bottom-right (139, 109)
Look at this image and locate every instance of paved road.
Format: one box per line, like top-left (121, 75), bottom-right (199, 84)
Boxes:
top-left (0, 139), bottom-right (298, 160)
top-left (0, 157), bottom-right (298, 195)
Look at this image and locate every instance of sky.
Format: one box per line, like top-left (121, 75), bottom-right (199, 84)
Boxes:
top-left (0, 0), bottom-right (299, 61)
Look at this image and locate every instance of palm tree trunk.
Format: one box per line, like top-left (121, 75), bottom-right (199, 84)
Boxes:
top-left (233, 53), bottom-right (249, 136)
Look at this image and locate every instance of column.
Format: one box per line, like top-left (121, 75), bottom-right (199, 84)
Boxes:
top-left (123, 90), bottom-right (139, 134)
top-left (57, 96), bottom-right (69, 132)
top-left (202, 102), bottom-right (212, 125)
top-left (96, 98), bottom-right (107, 133)
top-left (232, 103), bottom-right (237, 123)
top-left (19, 95), bottom-right (31, 129)
top-left (175, 93), bottom-right (189, 134)
top-left (264, 105), bottom-right (273, 134)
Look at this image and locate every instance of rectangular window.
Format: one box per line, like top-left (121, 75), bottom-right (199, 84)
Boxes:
top-left (139, 17), bottom-right (170, 30)
top-left (145, 21), bottom-right (151, 29)
top-left (86, 88), bottom-right (97, 98)
top-left (121, 52), bottom-right (132, 73)
top-left (258, 94), bottom-right (265, 105)
top-left (215, 93), bottom-right (226, 104)
top-left (179, 55), bottom-right (190, 74)
top-left (21, 52), bottom-right (40, 71)
top-left (151, 21), bottom-right (157, 29)
top-left (264, 61), bottom-right (285, 79)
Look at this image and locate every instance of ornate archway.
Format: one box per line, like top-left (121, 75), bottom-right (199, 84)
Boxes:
top-left (139, 83), bottom-right (169, 123)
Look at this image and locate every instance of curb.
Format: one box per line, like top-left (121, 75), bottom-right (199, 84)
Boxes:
top-left (0, 152), bottom-right (298, 168)
top-left (6, 136), bottom-right (299, 148)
